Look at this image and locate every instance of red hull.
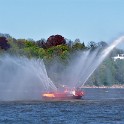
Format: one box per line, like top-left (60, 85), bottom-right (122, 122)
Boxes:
top-left (42, 90), bottom-right (84, 100)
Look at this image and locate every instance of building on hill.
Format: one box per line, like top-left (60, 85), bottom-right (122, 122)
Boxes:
top-left (112, 54), bottom-right (124, 61)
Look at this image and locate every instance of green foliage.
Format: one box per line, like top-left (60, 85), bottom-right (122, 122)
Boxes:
top-left (7, 38), bottom-right (20, 54)
top-left (38, 48), bottom-right (46, 58)
top-left (114, 60), bottom-right (124, 84)
top-left (45, 45), bottom-right (69, 60)
top-left (87, 57), bottom-right (124, 86)
top-left (72, 42), bottom-right (85, 51)
top-left (1, 33), bottom-right (124, 86)
top-left (60, 50), bottom-right (69, 60)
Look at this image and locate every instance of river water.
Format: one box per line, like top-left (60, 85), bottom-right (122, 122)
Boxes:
top-left (0, 88), bottom-right (124, 124)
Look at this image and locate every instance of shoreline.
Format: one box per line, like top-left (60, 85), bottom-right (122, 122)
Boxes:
top-left (81, 85), bottom-right (124, 88)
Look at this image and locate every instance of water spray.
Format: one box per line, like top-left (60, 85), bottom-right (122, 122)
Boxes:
top-left (0, 55), bottom-right (57, 101)
top-left (77, 36), bottom-right (124, 88)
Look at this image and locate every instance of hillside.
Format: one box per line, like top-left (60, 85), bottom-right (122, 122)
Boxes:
top-left (0, 33), bottom-right (124, 86)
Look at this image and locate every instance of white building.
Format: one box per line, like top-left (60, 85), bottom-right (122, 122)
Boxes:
top-left (112, 54), bottom-right (124, 61)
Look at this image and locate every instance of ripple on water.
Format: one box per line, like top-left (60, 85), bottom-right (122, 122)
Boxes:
top-left (0, 89), bottom-right (124, 124)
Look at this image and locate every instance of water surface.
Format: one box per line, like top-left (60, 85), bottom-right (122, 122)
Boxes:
top-left (0, 88), bottom-right (124, 124)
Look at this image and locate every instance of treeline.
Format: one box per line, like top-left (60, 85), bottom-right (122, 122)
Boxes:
top-left (0, 33), bottom-right (108, 60)
top-left (0, 33), bottom-right (124, 86)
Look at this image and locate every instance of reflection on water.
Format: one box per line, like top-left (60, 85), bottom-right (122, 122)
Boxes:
top-left (0, 88), bottom-right (124, 124)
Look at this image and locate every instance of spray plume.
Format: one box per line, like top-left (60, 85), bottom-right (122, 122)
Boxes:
top-left (0, 55), bottom-right (57, 101)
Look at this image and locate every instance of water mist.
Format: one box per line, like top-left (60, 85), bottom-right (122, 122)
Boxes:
top-left (0, 36), bottom-right (123, 101)
top-left (77, 36), bottom-right (124, 87)
top-left (72, 36), bottom-right (124, 87)
top-left (0, 55), bottom-right (57, 101)
top-left (49, 36), bottom-right (124, 88)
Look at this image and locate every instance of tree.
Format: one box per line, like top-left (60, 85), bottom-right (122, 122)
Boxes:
top-left (72, 42), bottom-right (85, 51)
top-left (0, 37), bottom-right (10, 50)
top-left (45, 45), bottom-right (69, 60)
top-left (7, 38), bottom-right (20, 54)
top-left (72, 39), bottom-right (85, 51)
top-left (0, 33), bottom-right (11, 39)
top-left (74, 38), bottom-right (80, 43)
top-left (88, 41), bottom-right (98, 49)
top-left (16, 39), bottom-right (26, 49)
top-left (46, 34), bottom-right (66, 48)
top-left (98, 41), bottom-right (108, 48)
top-left (36, 38), bottom-right (47, 48)
top-left (66, 39), bottom-right (73, 48)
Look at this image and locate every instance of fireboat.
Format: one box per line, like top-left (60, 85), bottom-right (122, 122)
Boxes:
top-left (42, 87), bottom-right (84, 100)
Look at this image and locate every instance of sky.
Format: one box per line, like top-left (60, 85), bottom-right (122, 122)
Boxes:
top-left (0, 0), bottom-right (124, 44)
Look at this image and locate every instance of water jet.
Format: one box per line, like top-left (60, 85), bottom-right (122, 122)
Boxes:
top-left (0, 55), bottom-right (57, 101)
top-left (0, 36), bottom-right (123, 101)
